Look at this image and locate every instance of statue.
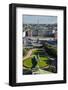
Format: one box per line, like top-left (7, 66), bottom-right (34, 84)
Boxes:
top-left (31, 54), bottom-right (40, 71)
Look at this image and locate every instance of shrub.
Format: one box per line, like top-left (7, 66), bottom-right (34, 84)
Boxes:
top-left (44, 44), bottom-right (57, 58)
top-left (23, 48), bottom-right (27, 56)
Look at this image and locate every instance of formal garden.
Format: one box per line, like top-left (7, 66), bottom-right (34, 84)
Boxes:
top-left (23, 43), bottom-right (57, 75)
top-left (23, 49), bottom-right (49, 68)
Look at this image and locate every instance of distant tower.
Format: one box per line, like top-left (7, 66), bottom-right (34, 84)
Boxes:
top-left (26, 29), bottom-right (32, 37)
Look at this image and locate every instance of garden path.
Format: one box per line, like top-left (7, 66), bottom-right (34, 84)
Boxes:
top-left (23, 48), bottom-right (36, 60)
top-left (32, 68), bottom-right (52, 74)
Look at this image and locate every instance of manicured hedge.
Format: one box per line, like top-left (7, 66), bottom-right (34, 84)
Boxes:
top-left (44, 44), bottom-right (57, 58)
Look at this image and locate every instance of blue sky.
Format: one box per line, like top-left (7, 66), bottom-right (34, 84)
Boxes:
top-left (23, 15), bottom-right (57, 24)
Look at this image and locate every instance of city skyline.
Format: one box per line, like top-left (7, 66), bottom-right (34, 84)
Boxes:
top-left (23, 15), bottom-right (57, 24)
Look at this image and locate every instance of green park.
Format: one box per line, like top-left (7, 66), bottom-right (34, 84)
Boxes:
top-left (23, 43), bottom-right (57, 75)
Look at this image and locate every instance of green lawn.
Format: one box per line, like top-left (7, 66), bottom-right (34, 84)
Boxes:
top-left (23, 49), bottom-right (49, 69)
top-left (32, 49), bottom-right (45, 56)
top-left (23, 56), bottom-right (48, 68)
top-left (23, 57), bottom-right (32, 68)
top-left (40, 57), bottom-right (48, 61)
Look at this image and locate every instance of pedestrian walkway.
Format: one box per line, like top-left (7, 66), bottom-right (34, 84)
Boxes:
top-left (23, 49), bottom-right (37, 60)
top-left (32, 68), bottom-right (52, 74)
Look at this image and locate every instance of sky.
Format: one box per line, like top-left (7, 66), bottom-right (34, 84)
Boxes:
top-left (23, 15), bottom-right (57, 24)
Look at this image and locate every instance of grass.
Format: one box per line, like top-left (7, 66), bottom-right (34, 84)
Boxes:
top-left (23, 57), bottom-right (48, 68)
top-left (23, 57), bottom-right (32, 68)
top-left (32, 49), bottom-right (45, 56)
top-left (40, 57), bottom-right (48, 61)
top-left (23, 49), bottom-right (49, 69)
